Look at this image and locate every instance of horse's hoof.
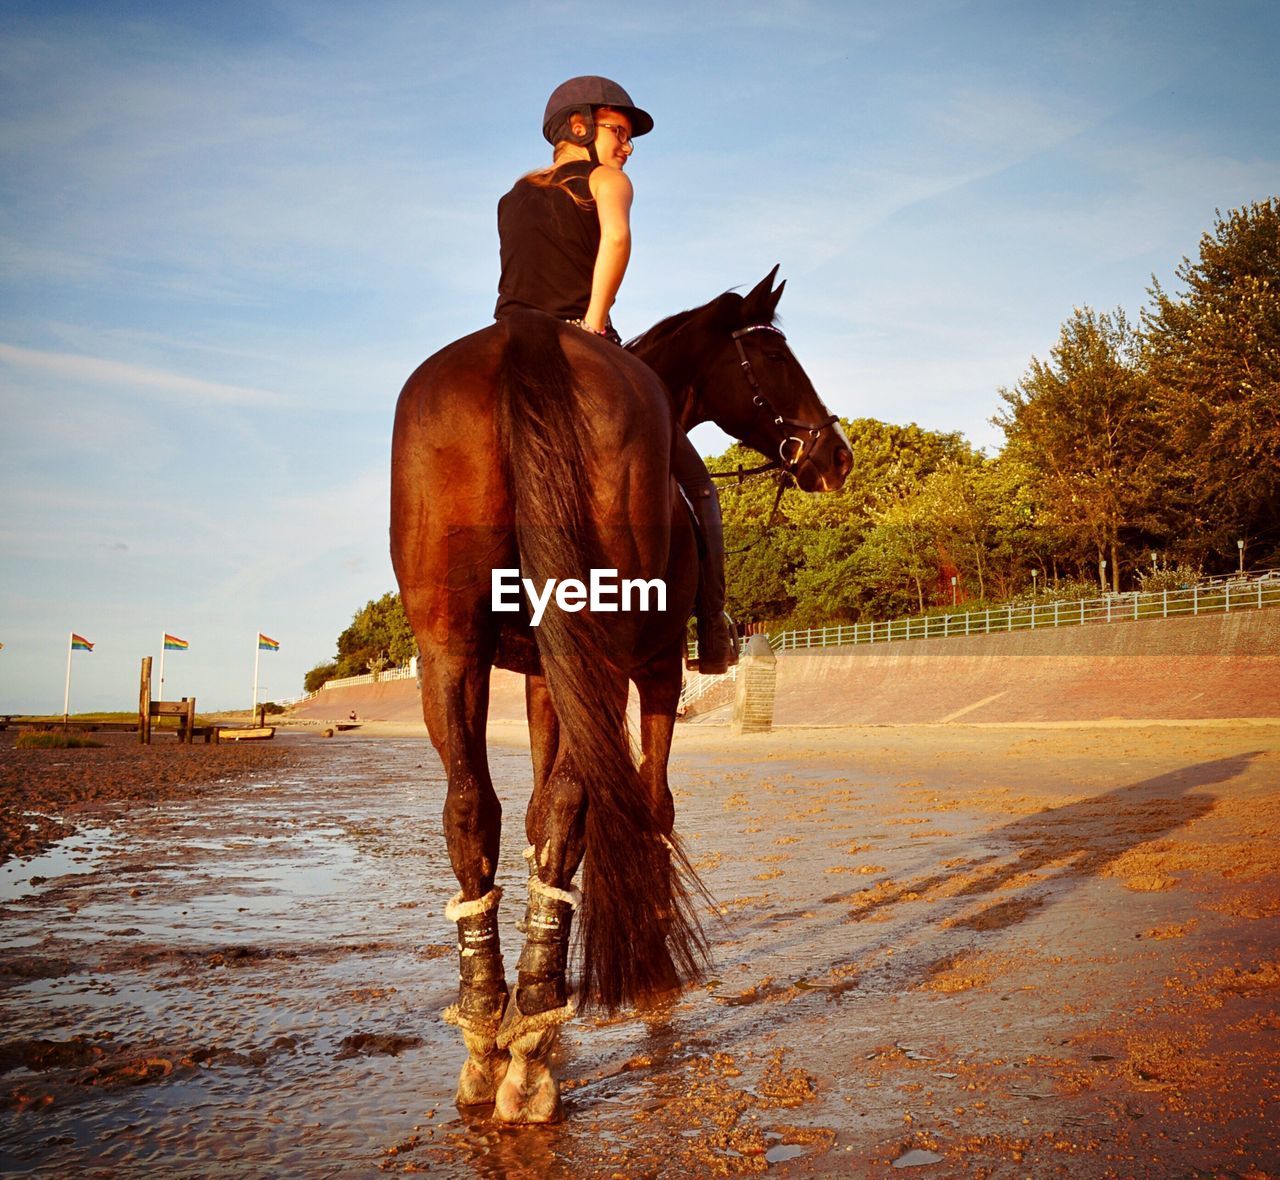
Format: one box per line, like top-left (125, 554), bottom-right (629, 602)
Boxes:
top-left (447, 1001), bottom-right (510, 1108)
top-left (455, 1049), bottom-right (510, 1107)
top-left (493, 1056), bottom-right (562, 1124)
top-left (488, 990), bottom-right (575, 1122)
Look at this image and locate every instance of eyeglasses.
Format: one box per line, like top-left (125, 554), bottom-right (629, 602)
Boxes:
top-left (597, 121), bottom-right (633, 149)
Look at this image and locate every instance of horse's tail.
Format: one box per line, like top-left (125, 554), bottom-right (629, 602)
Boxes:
top-left (496, 310), bottom-right (707, 1011)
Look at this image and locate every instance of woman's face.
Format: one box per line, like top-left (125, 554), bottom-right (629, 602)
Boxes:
top-left (573, 106), bottom-right (633, 170)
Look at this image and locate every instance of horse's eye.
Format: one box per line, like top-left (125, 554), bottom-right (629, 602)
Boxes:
top-left (764, 352), bottom-right (785, 362)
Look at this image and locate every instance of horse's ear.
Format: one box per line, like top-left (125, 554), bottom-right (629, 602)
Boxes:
top-left (743, 264), bottom-right (782, 321)
top-left (767, 278), bottom-right (786, 319)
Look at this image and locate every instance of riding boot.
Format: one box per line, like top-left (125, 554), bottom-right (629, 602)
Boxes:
top-left (685, 481), bottom-right (737, 675)
top-left (441, 887), bottom-right (509, 1106)
top-left (494, 873), bottom-right (580, 1124)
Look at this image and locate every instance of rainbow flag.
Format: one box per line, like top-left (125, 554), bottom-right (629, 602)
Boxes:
top-left (257, 633), bottom-right (280, 652)
top-left (71, 634), bottom-right (94, 652)
top-left (163, 634), bottom-right (189, 651)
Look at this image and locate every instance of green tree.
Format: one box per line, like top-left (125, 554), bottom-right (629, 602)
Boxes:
top-left (714, 419), bottom-right (976, 626)
top-left (335, 592), bottom-right (415, 678)
top-left (912, 458), bottom-right (992, 601)
top-left (1143, 197), bottom-right (1280, 566)
top-left (976, 453), bottom-right (1065, 598)
top-left (304, 661), bottom-right (338, 693)
top-left (855, 490), bottom-right (937, 615)
top-left (995, 307), bottom-right (1159, 591)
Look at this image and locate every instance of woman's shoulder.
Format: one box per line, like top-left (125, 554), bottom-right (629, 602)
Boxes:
top-left (588, 165), bottom-right (633, 202)
top-left (509, 160), bottom-right (596, 196)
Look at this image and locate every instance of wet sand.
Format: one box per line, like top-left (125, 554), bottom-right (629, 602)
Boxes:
top-left (2, 723), bottom-right (1278, 1176)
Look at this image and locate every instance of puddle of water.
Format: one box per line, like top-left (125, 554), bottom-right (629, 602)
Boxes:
top-left (894, 1147), bottom-right (945, 1168)
top-left (0, 824), bottom-right (118, 903)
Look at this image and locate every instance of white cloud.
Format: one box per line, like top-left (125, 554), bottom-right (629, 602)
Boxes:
top-left (0, 343), bottom-right (290, 407)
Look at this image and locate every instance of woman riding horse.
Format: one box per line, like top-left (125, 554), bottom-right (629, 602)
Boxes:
top-left (494, 75), bottom-right (737, 676)
top-left (391, 78), bottom-right (851, 1126)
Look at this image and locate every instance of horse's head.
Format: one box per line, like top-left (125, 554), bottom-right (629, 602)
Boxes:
top-left (629, 267), bottom-right (852, 493)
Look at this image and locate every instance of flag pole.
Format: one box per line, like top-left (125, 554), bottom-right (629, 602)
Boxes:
top-left (158, 632), bottom-right (166, 702)
top-left (63, 631), bottom-right (73, 724)
top-left (252, 635), bottom-right (261, 717)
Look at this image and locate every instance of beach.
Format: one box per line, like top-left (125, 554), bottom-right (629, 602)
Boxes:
top-left (2, 718), bottom-right (1278, 1176)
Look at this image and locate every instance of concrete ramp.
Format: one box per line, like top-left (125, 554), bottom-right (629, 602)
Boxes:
top-left (765, 611), bottom-right (1279, 725)
top-left (289, 669), bottom-right (528, 726)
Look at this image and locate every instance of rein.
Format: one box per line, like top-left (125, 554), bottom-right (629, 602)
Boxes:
top-left (719, 469), bottom-right (792, 555)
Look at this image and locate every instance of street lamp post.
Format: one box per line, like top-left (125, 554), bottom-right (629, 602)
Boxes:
top-left (950, 575), bottom-right (957, 606)
top-left (1100, 558), bottom-right (1108, 592)
top-left (1031, 569), bottom-right (1038, 596)
top-left (1238, 538), bottom-right (1245, 576)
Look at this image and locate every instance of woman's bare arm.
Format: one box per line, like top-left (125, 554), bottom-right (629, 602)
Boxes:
top-left (585, 167), bottom-right (633, 332)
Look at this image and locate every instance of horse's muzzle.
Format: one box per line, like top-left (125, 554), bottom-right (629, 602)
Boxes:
top-left (794, 438), bottom-right (852, 493)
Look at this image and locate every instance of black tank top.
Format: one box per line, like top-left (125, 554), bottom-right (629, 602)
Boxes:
top-left (494, 161), bottom-right (599, 321)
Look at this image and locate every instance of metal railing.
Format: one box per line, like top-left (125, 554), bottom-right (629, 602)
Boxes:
top-left (770, 572), bottom-right (1280, 654)
top-left (677, 664), bottom-right (738, 713)
top-left (1199, 566), bottom-right (1280, 587)
top-left (315, 663), bottom-right (418, 692)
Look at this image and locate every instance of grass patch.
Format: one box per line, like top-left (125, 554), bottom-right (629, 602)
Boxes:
top-left (15, 731), bottom-right (105, 750)
top-left (11, 712), bottom-right (136, 724)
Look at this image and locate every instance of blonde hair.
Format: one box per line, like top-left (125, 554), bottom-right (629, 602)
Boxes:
top-left (522, 146), bottom-right (596, 210)
top-left (519, 111), bottom-right (599, 209)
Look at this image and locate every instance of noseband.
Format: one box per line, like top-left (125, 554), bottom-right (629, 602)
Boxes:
top-left (731, 324), bottom-right (839, 472)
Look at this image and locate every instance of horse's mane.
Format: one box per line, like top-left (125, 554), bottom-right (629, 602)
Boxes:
top-left (626, 287), bottom-right (779, 378)
top-left (624, 305), bottom-right (705, 354)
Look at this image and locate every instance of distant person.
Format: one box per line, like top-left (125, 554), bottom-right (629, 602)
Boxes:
top-left (492, 75), bottom-right (736, 675)
top-left (349, 710), bottom-right (357, 722)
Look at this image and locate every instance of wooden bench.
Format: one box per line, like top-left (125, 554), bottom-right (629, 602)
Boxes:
top-left (142, 697), bottom-right (197, 744)
top-left (138, 658), bottom-right (203, 744)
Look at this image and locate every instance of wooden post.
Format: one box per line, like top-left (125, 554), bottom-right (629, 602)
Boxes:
top-left (139, 656), bottom-right (152, 745)
top-left (182, 697), bottom-right (195, 744)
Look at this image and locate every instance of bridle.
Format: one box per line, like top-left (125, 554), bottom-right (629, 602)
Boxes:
top-left (716, 324), bottom-right (840, 478)
top-left (708, 323), bottom-right (841, 554)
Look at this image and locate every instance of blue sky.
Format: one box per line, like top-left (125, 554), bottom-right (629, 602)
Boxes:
top-left (2, 0), bottom-right (1278, 713)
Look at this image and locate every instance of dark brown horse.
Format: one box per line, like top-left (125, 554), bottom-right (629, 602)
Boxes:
top-left (389, 268), bottom-right (850, 1123)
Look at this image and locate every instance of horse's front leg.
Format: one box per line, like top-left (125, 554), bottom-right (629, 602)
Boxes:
top-left (493, 678), bottom-right (588, 1124)
top-left (419, 644), bottom-right (510, 1108)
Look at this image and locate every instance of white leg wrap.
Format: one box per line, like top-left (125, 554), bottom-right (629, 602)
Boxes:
top-left (529, 876), bottom-right (581, 910)
top-left (445, 885), bottom-right (503, 922)
top-left (496, 991), bottom-right (579, 1050)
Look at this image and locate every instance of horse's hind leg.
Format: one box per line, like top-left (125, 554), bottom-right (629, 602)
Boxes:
top-left (417, 642), bottom-right (510, 1108)
top-left (632, 651), bottom-right (685, 837)
top-left (493, 672), bottom-right (587, 1124)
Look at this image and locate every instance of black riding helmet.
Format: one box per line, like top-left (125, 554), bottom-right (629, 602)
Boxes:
top-left (541, 75), bottom-right (654, 150)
